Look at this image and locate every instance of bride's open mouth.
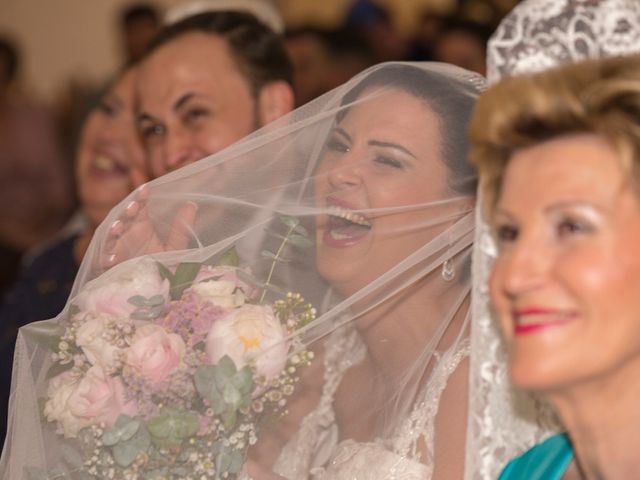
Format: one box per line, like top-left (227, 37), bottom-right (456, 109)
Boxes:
top-left (323, 204), bottom-right (372, 247)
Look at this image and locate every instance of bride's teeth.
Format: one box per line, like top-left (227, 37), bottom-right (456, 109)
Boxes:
top-left (328, 205), bottom-right (371, 227)
top-left (93, 155), bottom-right (115, 171)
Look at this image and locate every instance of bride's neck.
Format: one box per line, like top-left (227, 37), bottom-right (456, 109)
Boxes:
top-left (356, 272), bottom-right (463, 381)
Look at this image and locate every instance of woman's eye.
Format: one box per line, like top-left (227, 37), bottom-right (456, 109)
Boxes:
top-left (494, 224), bottom-right (518, 243)
top-left (140, 123), bottom-right (165, 141)
top-left (557, 217), bottom-right (592, 237)
top-left (97, 100), bottom-right (117, 117)
top-left (374, 155), bottom-right (403, 169)
top-left (326, 138), bottom-right (350, 154)
top-left (183, 108), bottom-right (209, 125)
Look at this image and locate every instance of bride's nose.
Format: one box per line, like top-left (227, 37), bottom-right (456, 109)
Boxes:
top-left (327, 152), bottom-right (363, 189)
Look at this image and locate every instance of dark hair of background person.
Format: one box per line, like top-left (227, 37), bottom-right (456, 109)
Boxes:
top-left (145, 11), bottom-right (293, 99)
top-left (0, 36), bottom-right (19, 89)
top-left (339, 63), bottom-right (479, 195)
top-left (432, 17), bottom-right (492, 76)
top-left (119, 2), bottom-right (161, 65)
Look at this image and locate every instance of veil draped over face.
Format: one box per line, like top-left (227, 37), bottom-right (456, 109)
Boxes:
top-left (466, 1), bottom-right (640, 478)
top-left (1, 62), bottom-right (485, 479)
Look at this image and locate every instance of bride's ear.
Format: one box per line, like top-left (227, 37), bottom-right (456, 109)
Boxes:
top-left (257, 80), bottom-right (295, 125)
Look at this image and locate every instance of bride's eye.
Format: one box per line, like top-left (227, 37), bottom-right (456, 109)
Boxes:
top-left (326, 137), bottom-right (350, 154)
top-left (140, 122), bottom-right (166, 141)
top-left (373, 154), bottom-right (404, 169)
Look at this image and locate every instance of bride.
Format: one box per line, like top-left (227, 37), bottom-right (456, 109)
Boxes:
top-left (0, 62), bottom-right (484, 479)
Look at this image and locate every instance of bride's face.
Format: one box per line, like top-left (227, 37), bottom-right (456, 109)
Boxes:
top-left (314, 87), bottom-right (450, 296)
top-left (490, 133), bottom-right (640, 393)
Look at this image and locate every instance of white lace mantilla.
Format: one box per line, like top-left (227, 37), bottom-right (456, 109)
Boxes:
top-left (275, 327), bottom-right (469, 479)
top-left (487, 0), bottom-right (640, 83)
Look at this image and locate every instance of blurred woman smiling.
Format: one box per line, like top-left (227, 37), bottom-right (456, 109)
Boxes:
top-left (471, 54), bottom-right (640, 479)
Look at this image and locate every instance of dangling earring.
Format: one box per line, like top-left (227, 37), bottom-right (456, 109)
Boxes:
top-left (441, 258), bottom-right (455, 281)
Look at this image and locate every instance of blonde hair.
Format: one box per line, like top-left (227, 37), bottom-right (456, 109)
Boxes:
top-left (470, 53), bottom-right (640, 217)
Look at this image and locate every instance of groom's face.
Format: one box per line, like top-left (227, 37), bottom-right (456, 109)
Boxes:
top-left (136, 32), bottom-right (259, 178)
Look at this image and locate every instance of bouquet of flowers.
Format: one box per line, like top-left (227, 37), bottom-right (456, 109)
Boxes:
top-left (42, 217), bottom-right (315, 479)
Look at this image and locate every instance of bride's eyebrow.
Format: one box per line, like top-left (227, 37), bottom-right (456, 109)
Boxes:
top-left (331, 127), bottom-right (351, 142)
top-left (369, 140), bottom-right (416, 158)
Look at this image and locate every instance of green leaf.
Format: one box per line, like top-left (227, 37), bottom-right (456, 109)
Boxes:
top-left (233, 366), bottom-right (255, 397)
top-left (279, 215), bottom-right (299, 228)
top-left (147, 294), bottom-right (165, 306)
top-left (288, 234), bottom-right (314, 248)
top-left (45, 360), bottom-right (74, 380)
top-left (261, 250), bottom-right (291, 262)
top-left (293, 224), bottom-right (309, 236)
top-left (223, 410), bottom-right (237, 431)
top-left (219, 246), bottom-right (240, 267)
top-left (156, 262), bottom-right (174, 282)
top-left (170, 262), bottom-right (202, 300)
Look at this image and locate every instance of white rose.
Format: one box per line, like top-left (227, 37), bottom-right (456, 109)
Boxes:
top-left (191, 280), bottom-right (244, 309)
top-left (205, 304), bottom-right (288, 381)
top-left (74, 257), bottom-right (170, 318)
top-left (75, 314), bottom-right (125, 369)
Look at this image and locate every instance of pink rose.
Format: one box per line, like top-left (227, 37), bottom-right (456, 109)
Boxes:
top-left (74, 257), bottom-right (170, 318)
top-left (125, 324), bottom-right (185, 384)
top-left (205, 304), bottom-right (288, 381)
top-left (45, 366), bottom-right (137, 438)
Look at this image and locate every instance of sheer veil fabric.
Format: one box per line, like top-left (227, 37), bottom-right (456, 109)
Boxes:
top-left (1, 62), bottom-right (485, 479)
top-left (466, 1), bottom-right (640, 478)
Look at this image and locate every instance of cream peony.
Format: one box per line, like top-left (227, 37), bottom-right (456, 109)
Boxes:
top-left (125, 324), bottom-right (186, 384)
top-left (74, 257), bottom-right (170, 318)
top-left (205, 304), bottom-right (288, 381)
top-left (45, 366), bottom-right (137, 438)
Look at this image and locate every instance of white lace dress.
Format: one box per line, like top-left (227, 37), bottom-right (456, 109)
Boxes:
top-left (274, 327), bottom-right (469, 480)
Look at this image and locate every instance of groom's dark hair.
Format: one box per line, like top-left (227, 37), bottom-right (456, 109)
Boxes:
top-left (144, 11), bottom-right (293, 99)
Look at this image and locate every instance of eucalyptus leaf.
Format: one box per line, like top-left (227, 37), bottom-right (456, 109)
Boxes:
top-left (146, 407), bottom-right (198, 450)
top-left (288, 234), bottom-right (314, 248)
top-left (279, 215), bottom-right (300, 228)
top-left (219, 246), bottom-right (240, 267)
top-left (228, 450), bottom-right (246, 474)
top-left (61, 444), bottom-right (84, 468)
top-left (112, 441), bottom-right (142, 468)
top-left (127, 295), bottom-right (148, 307)
top-left (223, 382), bottom-right (241, 408)
top-left (236, 268), bottom-right (258, 285)
top-left (217, 355), bottom-right (238, 377)
top-left (147, 294), bottom-right (166, 306)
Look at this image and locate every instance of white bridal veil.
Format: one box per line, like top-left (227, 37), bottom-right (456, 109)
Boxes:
top-left (466, 1), bottom-right (640, 478)
top-left (1, 62), bottom-right (486, 479)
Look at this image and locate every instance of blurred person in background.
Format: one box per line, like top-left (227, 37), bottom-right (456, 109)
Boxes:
top-left (118, 2), bottom-right (161, 66)
top-left (432, 17), bottom-right (490, 76)
top-left (0, 65), bottom-right (144, 450)
top-left (0, 35), bottom-right (74, 295)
